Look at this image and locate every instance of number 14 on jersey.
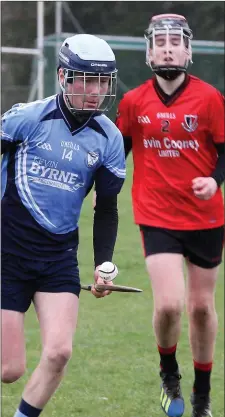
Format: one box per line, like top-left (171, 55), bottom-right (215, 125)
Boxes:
top-left (62, 149), bottom-right (73, 161)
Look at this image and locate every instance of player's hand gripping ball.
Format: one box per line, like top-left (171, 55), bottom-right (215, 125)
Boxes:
top-left (98, 262), bottom-right (118, 282)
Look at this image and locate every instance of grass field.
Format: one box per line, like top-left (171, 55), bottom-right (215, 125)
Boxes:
top-left (2, 158), bottom-right (224, 417)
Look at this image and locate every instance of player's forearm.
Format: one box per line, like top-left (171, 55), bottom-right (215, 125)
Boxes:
top-left (93, 194), bottom-right (118, 268)
top-left (211, 143), bottom-right (225, 186)
top-left (123, 135), bottom-right (132, 158)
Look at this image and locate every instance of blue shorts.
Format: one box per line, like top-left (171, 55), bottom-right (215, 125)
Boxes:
top-left (1, 252), bottom-right (81, 313)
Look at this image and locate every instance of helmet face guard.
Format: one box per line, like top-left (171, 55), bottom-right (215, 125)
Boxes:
top-left (144, 14), bottom-right (193, 80)
top-left (58, 34), bottom-right (118, 114)
top-left (60, 69), bottom-right (117, 113)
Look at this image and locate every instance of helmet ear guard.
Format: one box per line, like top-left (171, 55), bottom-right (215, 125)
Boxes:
top-left (144, 14), bottom-right (193, 80)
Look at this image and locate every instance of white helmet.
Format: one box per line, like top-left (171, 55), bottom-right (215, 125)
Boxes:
top-left (58, 34), bottom-right (117, 113)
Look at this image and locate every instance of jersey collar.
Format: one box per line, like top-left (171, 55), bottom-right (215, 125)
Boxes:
top-left (57, 93), bottom-right (101, 133)
top-left (57, 93), bottom-right (108, 138)
top-left (153, 74), bottom-right (190, 107)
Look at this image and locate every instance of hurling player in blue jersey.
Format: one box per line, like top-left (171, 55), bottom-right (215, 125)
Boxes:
top-left (1, 34), bottom-right (125, 417)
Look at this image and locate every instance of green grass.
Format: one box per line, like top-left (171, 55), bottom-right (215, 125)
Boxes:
top-left (2, 158), bottom-right (224, 417)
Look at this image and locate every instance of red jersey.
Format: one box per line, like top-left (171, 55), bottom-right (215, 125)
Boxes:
top-left (116, 75), bottom-right (224, 230)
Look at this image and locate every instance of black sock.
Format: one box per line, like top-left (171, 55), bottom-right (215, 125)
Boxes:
top-left (193, 360), bottom-right (212, 395)
top-left (158, 344), bottom-right (178, 374)
top-left (14, 398), bottom-right (42, 417)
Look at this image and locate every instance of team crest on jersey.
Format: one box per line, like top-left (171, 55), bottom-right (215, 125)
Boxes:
top-left (86, 151), bottom-right (99, 167)
top-left (181, 115), bottom-right (198, 132)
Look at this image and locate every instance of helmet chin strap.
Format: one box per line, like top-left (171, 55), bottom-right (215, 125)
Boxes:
top-left (155, 68), bottom-right (185, 81)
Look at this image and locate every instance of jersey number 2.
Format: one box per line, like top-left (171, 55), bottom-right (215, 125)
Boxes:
top-left (161, 120), bottom-right (170, 133)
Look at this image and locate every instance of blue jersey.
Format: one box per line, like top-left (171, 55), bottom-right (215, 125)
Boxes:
top-left (1, 94), bottom-right (126, 260)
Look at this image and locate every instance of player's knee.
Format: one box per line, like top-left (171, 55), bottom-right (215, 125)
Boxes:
top-left (44, 345), bottom-right (72, 372)
top-left (156, 301), bottom-right (183, 322)
top-left (1, 363), bottom-right (25, 383)
top-left (188, 300), bottom-right (214, 324)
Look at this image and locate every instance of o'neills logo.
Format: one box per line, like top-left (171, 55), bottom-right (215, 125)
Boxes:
top-left (91, 63), bottom-right (107, 67)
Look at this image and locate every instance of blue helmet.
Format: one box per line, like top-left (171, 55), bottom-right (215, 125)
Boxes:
top-left (58, 34), bottom-right (118, 113)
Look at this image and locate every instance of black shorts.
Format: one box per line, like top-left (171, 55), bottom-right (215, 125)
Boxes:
top-left (1, 252), bottom-right (81, 313)
top-left (139, 225), bottom-right (224, 269)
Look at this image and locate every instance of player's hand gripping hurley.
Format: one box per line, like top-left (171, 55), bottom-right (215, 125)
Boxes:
top-left (81, 262), bottom-right (143, 297)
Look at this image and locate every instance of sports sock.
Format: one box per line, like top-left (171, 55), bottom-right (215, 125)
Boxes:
top-left (14, 399), bottom-right (42, 417)
top-left (193, 360), bottom-right (212, 395)
top-left (158, 344), bottom-right (179, 374)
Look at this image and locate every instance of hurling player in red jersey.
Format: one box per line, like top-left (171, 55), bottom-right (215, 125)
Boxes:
top-left (115, 13), bottom-right (224, 417)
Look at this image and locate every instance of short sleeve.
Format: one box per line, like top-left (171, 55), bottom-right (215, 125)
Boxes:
top-left (1, 103), bottom-right (32, 152)
top-left (115, 93), bottom-right (134, 137)
top-left (104, 130), bottom-right (126, 178)
top-left (95, 129), bottom-right (126, 196)
top-left (208, 90), bottom-right (224, 145)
